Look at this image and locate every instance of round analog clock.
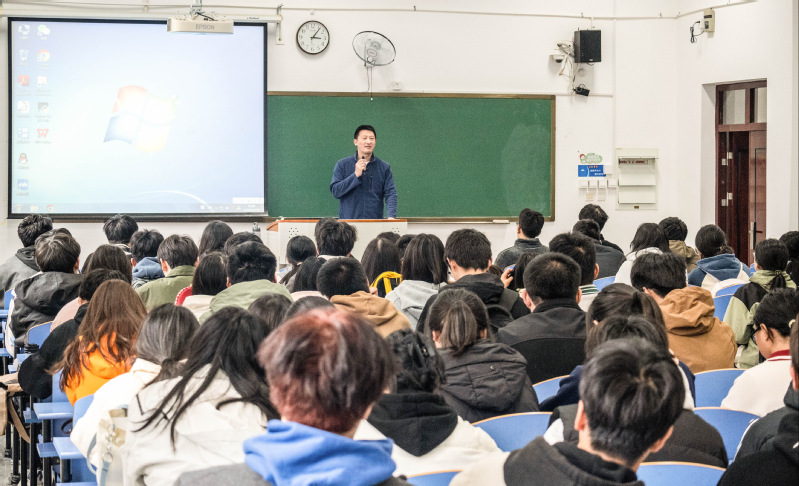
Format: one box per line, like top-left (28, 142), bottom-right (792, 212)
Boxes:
top-left (296, 21), bottom-right (330, 55)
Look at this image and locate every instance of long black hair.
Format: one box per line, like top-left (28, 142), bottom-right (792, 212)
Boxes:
top-left (755, 239), bottom-right (791, 290)
top-left (135, 307), bottom-right (279, 446)
top-left (629, 223), bottom-right (669, 253)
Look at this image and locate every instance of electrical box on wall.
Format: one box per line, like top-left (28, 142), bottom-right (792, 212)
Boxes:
top-left (616, 148), bottom-right (658, 210)
top-left (703, 8), bottom-right (715, 32)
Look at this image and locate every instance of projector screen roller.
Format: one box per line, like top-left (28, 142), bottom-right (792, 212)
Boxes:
top-left (8, 18), bottom-right (267, 217)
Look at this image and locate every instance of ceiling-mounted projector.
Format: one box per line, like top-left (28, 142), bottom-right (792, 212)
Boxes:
top-left (168, 0), bottom-right (233, 34)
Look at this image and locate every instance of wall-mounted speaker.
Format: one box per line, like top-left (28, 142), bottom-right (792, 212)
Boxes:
top-left (574, 30), bottom-right (601, 63)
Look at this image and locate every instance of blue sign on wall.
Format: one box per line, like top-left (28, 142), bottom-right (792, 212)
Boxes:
top-left (578, 165), bottom-right (605, 177)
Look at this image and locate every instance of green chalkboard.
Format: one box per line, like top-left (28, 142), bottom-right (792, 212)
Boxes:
top-left (267, 92), bottom-right (555, 220)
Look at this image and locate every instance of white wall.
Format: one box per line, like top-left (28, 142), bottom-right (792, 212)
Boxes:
top-left (0, 0), bottom-right (796, 264)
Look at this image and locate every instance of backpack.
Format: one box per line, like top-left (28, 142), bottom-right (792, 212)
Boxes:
top-left (484, 288), bottom-right (519, 332)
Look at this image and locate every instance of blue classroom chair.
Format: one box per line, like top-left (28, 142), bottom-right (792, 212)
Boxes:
top-left (713, 295), bottom-right (733, 321)
top-left (714, 284), bottom-right (743, 297)
top-left (473, 412), bottom-right (552, 452)
top-left (26, 321), bottom-right (52, 348)
top-left (693, 369), bottom-right (745, 407)
top-left (53, 395), bottom-right (96, 483)
top-left (637, 462), bottom-right (725, 486)
top-left (694, 407), bottom-right (758, 463)
top-left (407, 471), bottom-right (460, 486)
top-left (532, 375), bottom-right (568, 403)
top-left (593, 276), bottom-right (615, 291)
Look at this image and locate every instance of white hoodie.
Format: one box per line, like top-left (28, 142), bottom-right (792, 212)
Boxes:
top-left (385, 280), bottom-right (445, 330)
top-left (614, 247), bottom-right (663, 287)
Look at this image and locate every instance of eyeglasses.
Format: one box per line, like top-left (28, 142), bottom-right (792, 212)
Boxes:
top-left (752, 325), bottom-right (762, 345)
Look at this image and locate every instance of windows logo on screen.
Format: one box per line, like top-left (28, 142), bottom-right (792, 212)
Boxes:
top-left (104, 86), bottom-right (177, 153)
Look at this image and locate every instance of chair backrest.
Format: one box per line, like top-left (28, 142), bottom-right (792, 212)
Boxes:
top-left (637, 462), bottom-right (725, 486)
top-left (52, 369), bottom-right (69, 403)
top-left (694, 369), bottom-right (745, 407)
top-left (4, 289), bottom-right (13, 309)
top-left (406, 471), bottom-right (460, 486)
top-left (473, 412), bottom-right (552, 452)
top-left (593, 276), bottom-right (616, 291)
top-left (73, 395), bottom-right (95, 426)
top-left (371, 271), bottom-right (402, 296)
top-left (26, 321), bottom-right (53, 348)
top-left (711, 278), bottom-right (748, 297)
top-left (532, 375), bottom-right (569, 403)
top-left (512, 337), bottom-right (585, 385)
top-left (712, 295), bottom-right (733, 321)
top-left (693, 407), bottom-right (759, 463)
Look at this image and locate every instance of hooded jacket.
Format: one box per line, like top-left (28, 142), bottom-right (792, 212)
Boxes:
top-left (723, 270), bottom-right (796, 368)
top-left (658, 286), bottom-right (736, 373)
top-left (10, 271), bottom-right (82, 337)
top-left (201, 279), bottom-right (293, 323)
top-left (736, 387), bottom-right (799, 459)
top-left (354, 392), bottom-right (500, 476)
top-left (131, 256), bottom-right (165, 289)
top-left (687, 253), bottom-right (752, 290)
top-left (0, 246), bottom-right (39, 305)
top-left (669, 240), bottom-right (700, 272)
top-left (438, 340), bottom-right (539, 422)
top-left (385, 280), bottom-right (444, 330)
top-left (330, 291), bottom-right (410, 338)
top-left (136, 265), bottom-right (195, 310)
top-left (495, 238), bottom-right (548, 270)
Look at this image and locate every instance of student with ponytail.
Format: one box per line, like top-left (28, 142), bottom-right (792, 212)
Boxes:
top-left (688, 224), bottom-right (752, 290)
top-left (725, 239), bottom-right (797, 368)
top-left (426, 288), bottom-right (538, 422)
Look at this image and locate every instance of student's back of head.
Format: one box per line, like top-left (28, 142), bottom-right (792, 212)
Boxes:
top-left (129, 230), bottom-right (164, 264)
top-left (361, 237), bottom-right (401, 283)
top-left (549, 232), bottom-right (597, 286)
top-left (659, 217), bottom-right (689, 241)
top-left (386, 329), bottom-right (444, 394)
top-left (248, 293), bottom-right (292, 334)
top-left (284, 295), bottom-right (335, 320)
top-left (34, 231), bottom-right (80, 273)
top-left (629, 223), bottom-right (669, 253)
top-left (755, 239), bottom-right (791, 289)
top-left (191, 252), bottom-right (228, 296)
top-left (518, 208), bottom-right (545, 239)
top-left (376, 231), bottom-right (401, 244)
top-left (227, 242), bottom-right (277, 285)
top-left (316, 257), bottom-right (369, 298)
top-left (780, 231), bottom-right (799, 286)
top-left (78, 269), bottom-right (130, 302)
top-left (85, 244), bottom-right (132, 283)
top-left (572, 219), bottom-right (601, 241)
top-left (18, 214), bottom-right (53, 248)
top-left (103, 214), bottom-right (138, 245)
top-left (316, 220), bottom-right (357, 257)
top-left (695, 224), bottom-right (734, 258)
top-left (285, 235), bottom-right (316, 266)
top-left (584, 315), bottom-right (669, 357)
top-left (158, 235), bottom-right (198, 269)
top-left (630, 252), bottom-right (686, 298)
top-left (580, 338), bottom-right (684, 468)
top-left (401, 234), bottom-right (447, 285)
top-left (136, 304), bottom-right (199, 381)
top-left (426, 288), bottom-right (490, 356)
top-left (198, 220), bottom-right (234, 256)
top-left (523, 252), bottom-right (581, 303)
top-left (223, 232), bottom-right (263, 255)
top-left (291, 257), bottom-right (327, 293)
top-left (445, 229), bottom-right (492, 271)
top-left (578, 204), bottom-right (609, 232)
top-left (585, 283), bottom-right (665, 330)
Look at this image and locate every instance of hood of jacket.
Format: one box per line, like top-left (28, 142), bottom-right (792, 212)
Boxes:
top-left (331, 291), bottom-right (409, 337)
top-left (15, 272), bottom-right (82, 316)
top-left (773, 408), bottom-right (799, 468)
top-left (669, 241), bottom-right (699, 262)
top-left (695, 254), bottom-right (747, 281)
top-left (439, 340), bottom-right (530, 413)
top-left (367, 391), bottom-right (458, 457)
top-left (244, 420), bottom-right (396, 486)
top-left (749, 269), bottom-right (796, 292)
top-left (449, 273), bottom-right (506, 305)
top-left (209, 279), bottom-right (292, 313)
top-left (660, 287), bottom-right (718, 336)
top-left (15, 246), bottom-right (39, 271)
top-left (387, 280), bottom-right (443, 317)
top-left (132, 256), bottom-right (165, 281)
top-left (625, 247), bottom-right (662, 261)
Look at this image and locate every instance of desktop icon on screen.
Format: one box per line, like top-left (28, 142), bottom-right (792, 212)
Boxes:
top-left (38, 25), bottom-right (51, 37)
top-left (17, 75), bottom-right (30, 87)
top-left (18, 153), bottom-right (28, 166)
top-left (18, 128), bottom-right (30, 140)
top-left (19, 50), bottom-right (29, 61)
top-left (37, 50), bottom-right (50, 62)
top-left (104, 85), bottom-right (177, 153)
top-left (17, 180), bottom-right (29, 191)
top-left (37, 128), bottom-right (49, 139)
top-left (37, 76), bottom-right (48, 88)
top-left (17, 101), bottom-right (30, 114)
top-left (18, 25), bottom-right (30, 36)
top-left (38, 103), bottom-right (50, 115)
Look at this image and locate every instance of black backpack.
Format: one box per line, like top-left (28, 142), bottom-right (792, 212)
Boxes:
top-left (484, 289), bottom-right (519, 332)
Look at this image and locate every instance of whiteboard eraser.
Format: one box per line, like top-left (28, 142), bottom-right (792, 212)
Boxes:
top-left (493, 219), bottom-right (510, 224)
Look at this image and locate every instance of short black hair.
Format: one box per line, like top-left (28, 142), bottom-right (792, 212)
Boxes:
top-left (401, 234), bottom-right (447, 285)
top-left (198, 220), bottom-right (234, 256)
top-left (227, 242), bottom-right (277, 285)
top-left (286, 236), bottom-right (317, 265)
top-left (396, 234), bottom-right (416, 259)
top-left (292, 257), bottom-right (327, 292)
top-left (445, 229), bottom-right (492, 271)
top-left (658, 217), bottom-right (688, 241)
top-left (316, 257), bottom-right (369, 298)
top-left (549, 232), bottom-right (597, 286)
top-left (248, 293), bottom-right (293, 335)
top-left (223, 232), bottom-right (263, 255)
top-left (524, 252), bottom-right (581, 302)
top-left (284, 295), bottom-right (335, 320)
top-left (192, 252), bottom-right (228, 296)
top-left (630, 252), bottom-right (686, 298)
top-left (18, 214), bottom-right (53, 247)
top-left (157, 235), bottom-right (199, 269)
top-left (695, 225), bottom-right (733, 258)
top-left (630, 223), bottom-right (669, 253)
top-left (518, 208), bottom-right (545, 239)
top-left (85, 244), bottom-right (132, 282)
top-left (376, 231), bottom-right (401, 244)
top-left (584, 315), bottom-right (669, 358)
top-left (316, 220), bottom-right (357, 257)
top-left (103, 214), bottom-right (138, 245)
top-left (511, 251), bottom-right (538, 291)
top-left (34, 231), bottom-right (81, 273)
top-left (578, 204), bottom-right (609, 231)
top-left (129, 229), bottom-right (164, 263)
top-left (78, 269), bottom-right (129, 301)
top-left (354, 125), bottom-right (376, 139)
top-left (580, 338), bottom-right (684, 467)
top-left (361, 237), bottom-right (401, 283)
top-left (573, 219), bottom-right (601, 241)
top-left (780, 231), bottom-right (799, 287)
top-left (753, 288), bottom-right (799, 340)
top-left (585, 283), bottom-right (665, 331)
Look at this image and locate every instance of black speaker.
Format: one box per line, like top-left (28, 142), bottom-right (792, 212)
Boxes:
top-left (574, 30), bottom-right (601, 63)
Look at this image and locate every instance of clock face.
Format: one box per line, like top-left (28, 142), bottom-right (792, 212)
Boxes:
top-left (296, 21), bottom-right (329, 55)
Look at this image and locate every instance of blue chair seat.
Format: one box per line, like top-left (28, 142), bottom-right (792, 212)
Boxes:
top-left (34, 402), bottom-right (74, 420)
top-left (713, 295), bottom-right (733, 321)
top-left (0, 348), bottom-right (11, 358)
top-left (532, 375), bottom-right (568, 402)
top-left (407, 471), bottom-right (460, 486)
top-left (694, 407), bottom-right (759, 462)
top-left (37, 442), bottom-right (58, 458)
top-left (694, 369), bottom-right (745, 407)
top-left (637, 462), bottom-right (725, 486)
top-left (593, 276), bottom-right (616, 291)
top-left (53, 437), bottom-right (84, 461)
top-left (23, 408), bottom-right (41, 424)
top-left (56, 483), bottom-right (96, 486)
top-left (473, 412), bottom-right (552, 452)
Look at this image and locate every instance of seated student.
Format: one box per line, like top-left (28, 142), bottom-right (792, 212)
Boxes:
top-left (506, 251), bottom-right (538, 292)
top-left (175, 308), bottom-right (409, 486)
top-left (725, 239), bottom-right (796, 368)
top-left (125, 308), bottom-right (278, 486)
top-left (578, 204), bottom-right (624, 254)
top-left (781, 230), bottom-right (799, 285)
top-left (497, 253), bottom-right (587, 384)
top-left (631, 252), bottom-right (736, 372)
top-left (247, 293), bottom-right (292, 334)
top-left (453, 338), bottom-right (684, 486)
top-left (573, 219), bottom-right (625, 279)
top-left (722, 289), bottom-right (799, 416)
top-left (317, 257), bottom-right (409, 337)
top-left (17, 269), bottom-right (129, 399)
top-left (428, 289), bottom-right (539, 422)
top-left (396, 233), bottom-right (416, 260)
top-left (549, 232), bottom-right (600, 311)
top-left (545, 316), bottom-right (726, 468)
top-left (198, 220), bottom-right (234, 256)
top-left (58, 280), bottom-right (148, 404)
top-left (315, 219), bottom-right (357, 260)
top-left (277, 235), bottom-right (316, 290)
top-left (0, 214), bottom-right (52, 305)
top-left (418, 229), bottom-right (529, 334)
top-left (377, 231), bottom-right (401, 244)
top-left (136, 235), bottom-right (198, 309)
top-left (362, 237), bottom-right (402, 297)
top-left (354, 328), bottom-right (501, 476)
top-left (614, 222), bottom-right (670, 286)
top-left (284, 295), bottom-right (335, 320)
top-left (8, 230), bottom-right (82, 349)
top-left (687, 224), bottom-right (751, 290)
top-left (130, 229), bottom-right (165, 290)
top-left (659, 217), bottom-right (700, 272)
top-left (289, 256), bottom-right (327, 301)
top-left (718, 321), bottom-right (799, 485)
top-left (71, 304), bottom-right (199, 468)
top-left (103, 214), bottom-right (138, 256)
top-left (223, 231), bottom-right (263, 255)
top-left (495, 208), bottom-right (548, 270)
top-left (201, 242), bottom-right (292, 322)
top-left (386, 234), bottom-right (447, 329)
top-left (180, 252), bottom-right (228, 319)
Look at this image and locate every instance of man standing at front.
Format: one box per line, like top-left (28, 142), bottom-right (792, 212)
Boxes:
top-left (330, 125), bottom-right (397, 219)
